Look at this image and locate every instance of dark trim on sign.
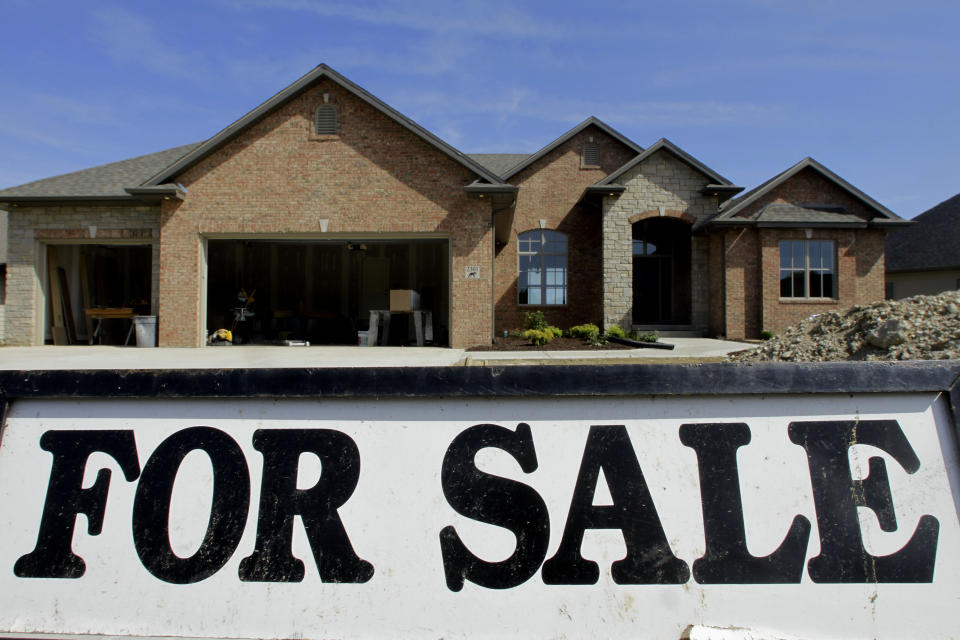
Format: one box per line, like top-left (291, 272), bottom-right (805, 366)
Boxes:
top-left (0, 361), bottom-right (958, 400)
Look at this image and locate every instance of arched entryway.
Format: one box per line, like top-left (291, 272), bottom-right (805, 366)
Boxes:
top-left (632, 218), bottom-right (691, 324)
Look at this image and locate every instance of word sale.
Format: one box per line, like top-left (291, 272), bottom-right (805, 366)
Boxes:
top-left (13, 420), bottom-right (938, 588)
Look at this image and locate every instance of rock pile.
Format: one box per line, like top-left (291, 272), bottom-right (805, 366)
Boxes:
top-left (728, 291), bottom-right (960, 363)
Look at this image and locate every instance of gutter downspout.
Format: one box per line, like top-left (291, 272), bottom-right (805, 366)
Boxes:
top-left (492, 209), bottom-right (496, 344)
top-left (490, 198), bottom-right (517, 344)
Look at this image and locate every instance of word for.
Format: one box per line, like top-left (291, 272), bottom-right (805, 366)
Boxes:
top-left (13, 421), bottom-right (938, 589)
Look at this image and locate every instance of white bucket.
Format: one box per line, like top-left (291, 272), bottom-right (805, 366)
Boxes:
top-left (133, 316), bottom-right (157, 347)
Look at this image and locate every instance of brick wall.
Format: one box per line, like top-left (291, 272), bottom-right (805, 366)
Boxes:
top-left (733, 167), bottom-right (877, 220)
top-left (2, 205), bottom-right (159, 345)
top-left (721, 229), bottom-right (760, 340)
top-left (719, 168), bottom-right (890, 339)
top-left (160, 78), bottom-right (493, 348)
top-left (602, 149), bottom-right (719, 330)
top-left (707, 234), bottom-right (725, 336)
top-left (493, 125), bottom-right (636, 333)
top-left (756, 228), bottom-right (886, 336)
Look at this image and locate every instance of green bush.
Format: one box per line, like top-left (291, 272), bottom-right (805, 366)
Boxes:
top-left (523, 311), bottom-right (547, 331)
top-left (569, 323), bottom-right (600, 341)
top-left (547, 325), bottom-right (563, 339)
top-left (605, 325), bottom-right (626, 338)
top-left (523, 328), bottom-right (554, 346)
top-left (760, 330), bottom-right (775, 340)
top-left (629, 329), bottom-right (659, 342)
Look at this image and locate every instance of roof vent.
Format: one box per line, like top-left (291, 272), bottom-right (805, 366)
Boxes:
top-left (315, 104), bottom-right (339, 135)
top-left (582, 143), bottom-right (599, 167)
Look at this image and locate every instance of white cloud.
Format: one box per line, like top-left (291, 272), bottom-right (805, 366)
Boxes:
top-left (391, 87), bottom-right (790, 131)
top-left (220, 0), bottom-right (566, 39)
top-left (90, 6), bottom-right (208, 81)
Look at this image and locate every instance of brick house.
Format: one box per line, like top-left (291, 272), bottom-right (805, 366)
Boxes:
top-left (0, 65), bottom-right (909, 348)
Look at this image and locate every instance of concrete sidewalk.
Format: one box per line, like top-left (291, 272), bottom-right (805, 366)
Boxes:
top-left (0, 338), bottom-right (754, 370)
top-left (466, 337), bottom-right (753, 363)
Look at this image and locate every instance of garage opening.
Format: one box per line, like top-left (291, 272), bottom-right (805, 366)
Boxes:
top-left (45, 244), bottom-right (153, 345)
top-left (205, 238), bottom-right (449, 346)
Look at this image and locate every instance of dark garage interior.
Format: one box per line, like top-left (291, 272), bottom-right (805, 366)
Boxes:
top-left (46, 244), bottom-right (152, 345)
top-left (205, 238), bottom-right (449, 345)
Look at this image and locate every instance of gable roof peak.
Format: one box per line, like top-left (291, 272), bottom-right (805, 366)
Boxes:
top-left (715, 156), bottom-right (901, 223)
top-left (144, 63), bottom-right (505, 187)
top-left (498, 116), bottom-right (643, 180)
top-left (597, 137), bottom-right (735, 187)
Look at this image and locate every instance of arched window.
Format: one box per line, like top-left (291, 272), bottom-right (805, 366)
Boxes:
top-left (314, 104), bottom-right (339, 135)
top-left (518, 229), bottom-right (567, 305)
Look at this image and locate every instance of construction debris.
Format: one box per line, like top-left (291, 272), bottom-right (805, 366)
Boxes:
top-left (728, 291), bottom-right (960, 363)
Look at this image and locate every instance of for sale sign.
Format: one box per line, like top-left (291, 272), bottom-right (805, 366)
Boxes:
top-left (0, 365), bottom-right (960, 639)
top-left (0, 365), bottom-right (958, 640)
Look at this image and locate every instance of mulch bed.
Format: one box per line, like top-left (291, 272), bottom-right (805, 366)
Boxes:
top-left (466, 335), bottom-right (635, 351)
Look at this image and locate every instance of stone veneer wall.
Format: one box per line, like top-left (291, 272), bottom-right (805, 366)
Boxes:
top-left (601, 149), bottom-right (719, 330)
top-left (2, 205), bottom-right (159, 345)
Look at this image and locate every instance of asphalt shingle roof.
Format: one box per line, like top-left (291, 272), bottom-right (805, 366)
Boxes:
top-left (467, 154), bottom-right (531, 179)
top-left (886, 193), bottom-right (960, 272)
top-left (0, 143), bottom-right (202, 199)
top-left (755, 203), bottom-right (864, 225)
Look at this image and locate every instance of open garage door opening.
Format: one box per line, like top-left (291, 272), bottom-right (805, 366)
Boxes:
top-left (205, 238), bottom-right (449, 346)
top-left (45, 244), bottom-right (153, 345)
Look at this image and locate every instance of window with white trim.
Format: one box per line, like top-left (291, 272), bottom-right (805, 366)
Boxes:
top-left (779, 239), bottom-right (835, 298)
top-left (518, 229), bottom-right (567, 305)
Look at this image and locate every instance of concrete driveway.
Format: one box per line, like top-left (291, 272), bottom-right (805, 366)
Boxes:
top-left (0, 338), bottom-right (754, 370)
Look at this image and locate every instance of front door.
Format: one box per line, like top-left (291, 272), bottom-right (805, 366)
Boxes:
top-left (632, 218), bottom-right (691, 324)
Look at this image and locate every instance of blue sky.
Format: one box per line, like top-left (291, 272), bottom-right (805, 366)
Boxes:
top-left (0, 0), bottom-right (957, 217)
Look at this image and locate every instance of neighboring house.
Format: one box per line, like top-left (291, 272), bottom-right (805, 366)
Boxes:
top-left (0, 64), bottom-right (909, 348)
top-left (885, 193), bottom-right (960, 299)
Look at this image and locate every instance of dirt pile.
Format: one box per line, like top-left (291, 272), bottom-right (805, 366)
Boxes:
top-left (728, 291), bottom-right (960, 363)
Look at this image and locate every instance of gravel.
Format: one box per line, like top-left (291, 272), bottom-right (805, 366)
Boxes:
top-left (727, 291), bottom-right (960, 363)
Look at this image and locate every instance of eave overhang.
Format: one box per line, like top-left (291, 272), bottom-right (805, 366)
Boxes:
top-left (124, 185), bottom-right (187, 201)
top-left (0, 195), bottom-right (155, 207)
top-left (706, 218), bottom-right (907, 230)
top-left (463, 182), bottom-right (518, 197)
top-left (585, 184), bottom-right (627, 196)
top-left (869, 218), bottom-right (914, 228)
top-left (701, 184), bottom-right (744, 203)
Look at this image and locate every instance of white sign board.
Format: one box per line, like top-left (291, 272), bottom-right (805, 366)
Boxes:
top-left (1, 393), bottom-right (959, 640)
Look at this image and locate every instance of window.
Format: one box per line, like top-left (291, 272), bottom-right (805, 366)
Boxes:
top-left (780, 239), bottom-right (835, 298)
top-left (314, 104), bottom-right (339, 135)
top-left (518, 230), bottom-right (567, 305)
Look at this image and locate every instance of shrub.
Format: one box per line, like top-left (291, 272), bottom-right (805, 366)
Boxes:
top-left (569, 323), bottom-right (600, 341)
top-left (523, 328), bottom-right (554, 346)
top-left (760, 330), bottom-right (775, 341)
top-left (605, 325), bottom-right (626, 339)
top-left (523, 311), bottom-right (547, 331)
top-left (547, 325), bottom-right (563, 339)
top-left (508, 329), bottom-right (523, 338)
top-left (629, 329), bottom-right (659, 342)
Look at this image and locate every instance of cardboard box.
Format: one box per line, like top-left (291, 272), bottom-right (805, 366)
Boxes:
top-left (390, 289), bottom-right (420, 311)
